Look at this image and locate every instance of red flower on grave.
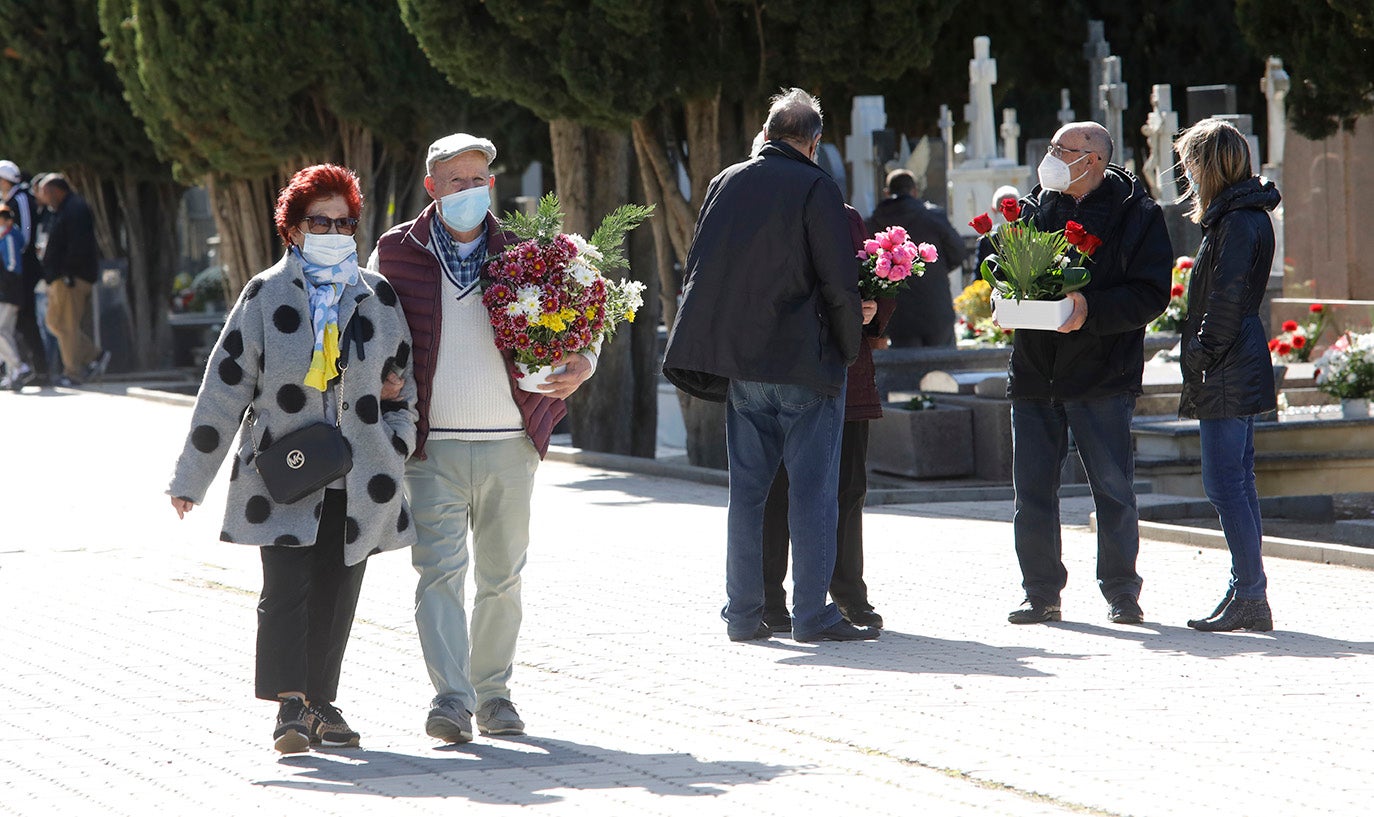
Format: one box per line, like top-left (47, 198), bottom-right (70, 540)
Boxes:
top-left (969, 212), bottom-right (993, 235)
top-left (1277, 341), bottom-right (1293, 356)
top-left (1171, 283), bottom-right (1185, 297)
top-left (1310, 303), bottom-right (1325, 313)
top-left (1282, 320), bottom-right (1299, 333)
top-left (1293, 335), bottom-right (1307, 349)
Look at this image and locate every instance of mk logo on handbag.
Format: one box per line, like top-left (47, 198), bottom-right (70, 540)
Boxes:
top-left (286, 450), bottom-right (306, 470)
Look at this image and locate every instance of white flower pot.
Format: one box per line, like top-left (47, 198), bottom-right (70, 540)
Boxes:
top-left (1341, 398), bottom-right (1369, 419)
top-left (991, 294), bottom-right (1073, 331)
top-left (515, 362), bottom-right (567, 392)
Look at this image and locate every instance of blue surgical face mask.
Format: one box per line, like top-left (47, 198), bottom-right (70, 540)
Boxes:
top-left (1184, 168), bottom-right (1196, 188)
top-left (298, 232), bottom-right (357, 268)
top-left (439, 185), bottom-right (490, 232)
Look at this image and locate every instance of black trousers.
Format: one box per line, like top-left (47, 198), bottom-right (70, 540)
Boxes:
top-left (254, 489), bottom-right (367, 702)
top-left (763, 420), bottom-right (871, 614)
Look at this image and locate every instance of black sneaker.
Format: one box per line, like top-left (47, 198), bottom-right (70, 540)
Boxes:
top-left (763, 609), bottom-right (792, 634)
top-left (1108, 595), bottom-right (1144, 625)
top-left (794, 620), bottom-right (881, 642)
top-left (728, 622), bottom-right (772, 642)
top-left (1008, 598), bottom-right (1062, 624)
top-left (307, 701), bottom-right (360, 747)
top-left (840, 606), bottom-right (884, 629)
top-left (273, 696), bottom-right (311, 754)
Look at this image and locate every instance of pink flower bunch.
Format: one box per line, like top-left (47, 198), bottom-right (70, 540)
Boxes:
top-left (857, 226), bottom-right (934, 299)
top-left (482, 235), bottom-right (607, 370)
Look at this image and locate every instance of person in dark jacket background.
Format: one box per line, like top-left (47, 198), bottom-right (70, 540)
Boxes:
top-left (663, 87), bottom-right (875, 644)
top-left (762, 205), bottom-right (894, 634)
top-left (1005, 122), bottom-right (1172, 627)
top-left (36, 174), bottom-right (107, 386)
top-left (1174, 119), bottom-right (1279, 633)
top-left (867, 169), bottom-right (967, 347)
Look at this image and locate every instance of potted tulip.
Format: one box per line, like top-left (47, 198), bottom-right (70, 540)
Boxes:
top-left (969, 199), bottom-right (1097, 331)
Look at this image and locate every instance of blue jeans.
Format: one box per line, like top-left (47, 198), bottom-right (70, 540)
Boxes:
top-left (1199, 416), bottom-right (1267, 599)
top-left (1011, 394), bottom-right (1142, 603)
top-left (725, 378), bottom-right (845, 640)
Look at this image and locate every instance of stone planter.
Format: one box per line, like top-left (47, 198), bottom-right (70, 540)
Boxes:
top-left (1342, 398), bottom-right (1370, 419)
top-left (868, 404), bottom-right (975, 479)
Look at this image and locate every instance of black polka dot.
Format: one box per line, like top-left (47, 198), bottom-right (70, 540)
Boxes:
top-left (223, 330), bottom-right (244, 358)
top-left (260, 428), bottom-right (274, 450)
top-left (230, 457), bottom-right (240, 481)
top-left (276, 384), bottom-right (307, 414)
top-left (273, 305), bottom-right (302, 334)
top-left (344, 517), bottom-right (360, 544)
top-left (367, 474), bottom-right (396, 503)
top-left (376, 280), bottom-right (397, 306)
top-left (245, 495), bottom-right (272, 524)
top-left (390, 434), bottom-right (409, 457)
top-left (292, 279), bottom-right (305, 290)
top-left (396, 340), bottom-right (411, 365)
top-left (313, 501), bottom-right (323, 520)
top-left (220, 531), bottom-right (235, 543)
top-left (354, 293), bottom-right (368, 304)
top-left (191, 425), bottom-right (220, 453)
top-left (218, 358), bottom-right (243, 386)
top-left (274, 535), bottom-right (300, 547)
top-left (356, 316), bottom-right (374, 343)
top-left (396, 507), bottom-right (409, 533)
top-left (243, 279), bottom-right (263, 300)
top-left (355, 395), bottom-right (379, 424)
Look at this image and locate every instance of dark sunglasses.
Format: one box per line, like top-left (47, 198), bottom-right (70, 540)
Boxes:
top-left (300, 215), bottom-right (359, 235)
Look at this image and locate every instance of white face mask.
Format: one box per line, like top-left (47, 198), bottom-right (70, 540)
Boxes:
top-left (1037, 152), bottom-right (1091, 192)
top-left (298, 232), bottom-right (358, 267)
top-left (439, 185), bottom-right (490, 232)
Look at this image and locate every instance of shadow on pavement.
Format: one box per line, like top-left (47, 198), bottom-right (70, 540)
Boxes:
top-left (258, 736), bottom-right (795, 804)
top-left (1052, 620), bottom-right (1374, 659)
top-left (554, 473), bottom-right (728, 508)
top-left (772, 630), bottom-right (1090, 677)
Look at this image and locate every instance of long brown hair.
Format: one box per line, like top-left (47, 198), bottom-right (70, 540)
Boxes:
top-left (1174, 119), bottom-right (1253, 224)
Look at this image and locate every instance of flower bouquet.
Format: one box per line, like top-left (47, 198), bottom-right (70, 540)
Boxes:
top-left (1269, 303), bottom-right (1327, 363)
top-left (954, 279), bottom-right (1013, 347)
top-left (482, 194), bottom-right (652, 391)
top-left (1148, 256), bottom-right (1193, 334)
top-left (970, 198), bottom-right (1097, 331)
top-left (1313, 330), bottom-right (1374, 401)
top-left (857, 225), bottom-right (935, 299)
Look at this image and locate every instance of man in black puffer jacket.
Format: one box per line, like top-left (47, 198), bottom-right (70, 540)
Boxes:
top-left (1005, 122), bottom-right (1172, 628)
top-left (664, 88), bottom-right (873, 645)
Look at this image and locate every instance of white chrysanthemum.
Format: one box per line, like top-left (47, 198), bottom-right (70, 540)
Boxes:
top-left (569, 259), bottom-right (600, 287)
top-left (516, 285), bottom-right (543, 317)
top-left (621, 279), bottom-right (646, 312)
top-left (567, 233), bottom-right (605, 263)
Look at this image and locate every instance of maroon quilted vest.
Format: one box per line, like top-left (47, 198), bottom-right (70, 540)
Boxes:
top-left (375, 205), bottom-right (566, 459)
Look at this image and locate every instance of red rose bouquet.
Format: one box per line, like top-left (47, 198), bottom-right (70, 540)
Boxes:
top-left (856, 225), bottom-right (936, 299)
top-left (1149, 256), bottom-right (1193, 333)
top-left (482, 194), bottom-right (652, 387)
top-left (969, 198), bottom-right (1097, 302)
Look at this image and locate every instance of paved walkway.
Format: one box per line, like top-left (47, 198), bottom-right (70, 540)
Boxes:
top-left (3, 387), bottom-right (1374, 816)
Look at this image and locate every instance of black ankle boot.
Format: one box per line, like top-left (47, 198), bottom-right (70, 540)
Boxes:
top-left (1187, 588), bottom-right (1235, 629)
top-left (1190, 597), bottom-right (1273, 632)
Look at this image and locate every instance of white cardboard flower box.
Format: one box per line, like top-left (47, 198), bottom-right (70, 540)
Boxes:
top-left (991, 294), bottom-right (1073, 331)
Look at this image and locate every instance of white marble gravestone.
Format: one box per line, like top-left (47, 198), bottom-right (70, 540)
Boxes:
top-left (845, 95), bottom-right (887, 217)
top-left (948, 37), bottom-right (1030, 237)
top-left (1142, 84), bottom-right (1179, 202)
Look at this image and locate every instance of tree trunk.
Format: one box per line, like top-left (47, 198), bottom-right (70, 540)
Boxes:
top-left (630, 103), bottom-right (729, 469)
top-left (337, 121), bottom-right (378, 258)
top-left (207, 174), bottom-right (279, 298)
top-left (115, 174), bottom-right (151, 370)
top-left (549, 119), bottom-right (657, 457)
top-left (65, 166), bottom-right (119, 261)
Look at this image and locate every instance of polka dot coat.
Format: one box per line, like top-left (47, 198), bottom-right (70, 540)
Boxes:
top-left (168, 252), bottom-right (419, 565)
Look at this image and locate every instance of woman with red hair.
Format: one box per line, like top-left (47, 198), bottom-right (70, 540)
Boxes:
top-left (166, 164), bottom-right (418, 753)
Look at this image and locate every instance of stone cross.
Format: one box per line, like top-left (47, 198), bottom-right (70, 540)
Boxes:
top-left (1083, 21), bottom-right (1110, 125)
top-left (999, 109), bottom-right (1020, 163)
top-left (1142, 84), bottom-right (1179, 201)
top-left (844, 95), bottom-right (887, 217)
top-left (1057, 89), bottom-right (1075, 127)
top-left (963, 36), bottom-right (998, 163)
top-left (938, 103), bottom-right (955, 176)
top-left (1261, 56), bottom-right (1290, 168)
top-left (1098, 56), bottom-right (1128, 162)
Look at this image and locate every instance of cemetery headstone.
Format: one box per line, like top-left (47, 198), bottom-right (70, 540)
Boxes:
top-left (1083, 21), bottom-right (1110, 125)
top-left (1142, 84), bottom-right (1180, 202)
top-left (845, 95), bottom-right (887, 217)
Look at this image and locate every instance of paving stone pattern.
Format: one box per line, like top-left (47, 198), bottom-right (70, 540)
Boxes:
top-left (2, 389), bottom-right (1373, 816)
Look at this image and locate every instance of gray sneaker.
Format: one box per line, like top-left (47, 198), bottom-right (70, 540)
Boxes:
top-left (424, 696), bottom-right (473, 744)
top-left (475, 698), bottom-right (525, 736)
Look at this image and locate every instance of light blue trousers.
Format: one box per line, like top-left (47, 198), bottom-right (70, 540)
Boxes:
top-left (407, 437), bottom-right (538, 713)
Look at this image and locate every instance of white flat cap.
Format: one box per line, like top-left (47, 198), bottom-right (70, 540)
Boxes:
top-left (0, 160), bottom-right (20, 184)
top-left (426, 133), bottom-right (496, 174)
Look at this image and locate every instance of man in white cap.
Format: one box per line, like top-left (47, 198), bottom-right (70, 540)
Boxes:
top-left (369, 134), bottom-right (596, 744)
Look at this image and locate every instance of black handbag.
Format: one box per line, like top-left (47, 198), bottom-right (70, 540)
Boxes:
top-left (250, 321), bottom-right (357, 504)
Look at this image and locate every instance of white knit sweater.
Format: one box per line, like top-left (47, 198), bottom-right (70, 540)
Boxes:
top-left (428, 275), bottom-right (525, 441)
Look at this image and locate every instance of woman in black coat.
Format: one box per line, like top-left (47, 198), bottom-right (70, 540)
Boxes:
top-left (1174, 119), bottom-right (1281, 632)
